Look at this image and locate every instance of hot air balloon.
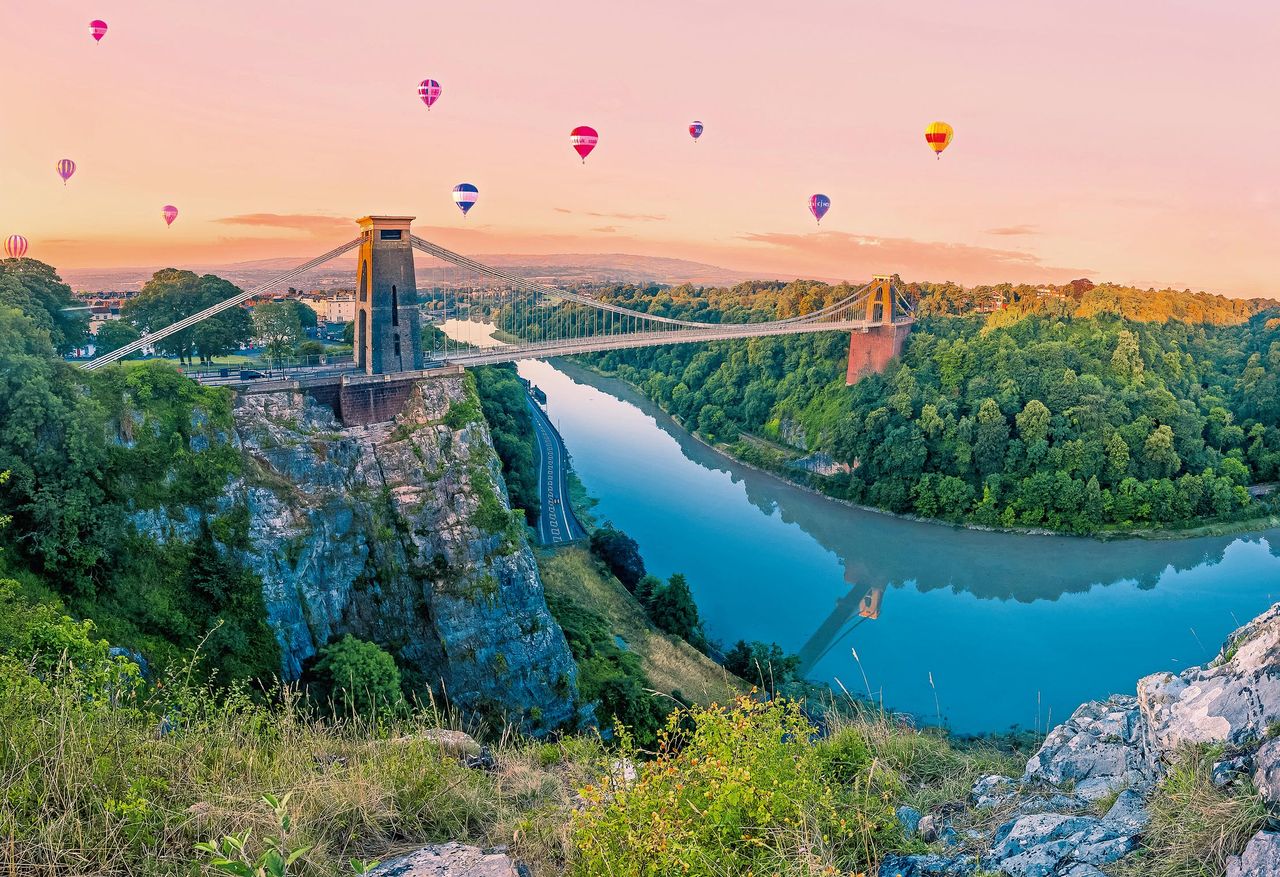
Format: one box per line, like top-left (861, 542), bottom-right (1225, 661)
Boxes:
top-left (89, 20), bottom-right (108, 42)
top-left (162, 205), bottom-right (179, 227)
top-left (452, 183), bottom-right (479, 216)
top-left (925, 121), bottom-right (954, 159)
top-left (56, 159), bottom-right (77, 185)
top-left (689, 121), bottom-right (704, 142)
top-left (809, 194), bottom-right (831, 225)
top-left (570, 126), bottom-right (598, 162)
top-left (4, 235), bottom-right (28, 259)
top-left (417, 79), bottom-right (442, 110)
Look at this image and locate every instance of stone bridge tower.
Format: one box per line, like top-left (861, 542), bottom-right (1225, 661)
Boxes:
top-left (846, 274), bottom-right (911, 384)
top-left (354, 215), bottom-right (423, 374)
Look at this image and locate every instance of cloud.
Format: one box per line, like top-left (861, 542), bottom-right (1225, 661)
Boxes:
top-left (554, 208), bottom-right (667, 222)
top-left (212, 213), bottom-right (355, 235)
top-left (737, 230), bottom-right (1093, 285)
top-left (983, 224), bottom-right (1039, 236)
top-left (591, 225), bottom-right (619, 234)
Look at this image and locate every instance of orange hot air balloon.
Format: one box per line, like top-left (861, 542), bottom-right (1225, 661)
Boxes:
top-left (925, 121), bottom-right (954, 159)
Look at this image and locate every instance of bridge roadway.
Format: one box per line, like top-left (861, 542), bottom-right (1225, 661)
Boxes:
top-left (526, 392), bottom-right (587, 546)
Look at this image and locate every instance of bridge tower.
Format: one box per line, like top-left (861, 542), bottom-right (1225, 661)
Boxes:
top-left (354, 215), bottom-right (423, 375)
top-left (845, 274), bottom-right (911, 385)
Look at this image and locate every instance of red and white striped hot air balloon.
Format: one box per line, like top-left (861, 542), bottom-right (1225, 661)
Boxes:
top-left (56, 159), bottom-right (77, 185)
top-left (570, 126), bottom-right (598, 163)
top-left (4, 235), bottom-right (28, 259)
top-left (89, 20), bottom-right (108, 43)
top-left (162, 205), bottom-right (179, 227)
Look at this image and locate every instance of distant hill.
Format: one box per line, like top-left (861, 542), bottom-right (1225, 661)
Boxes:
top-left (61, 253), bottom-right (761, 292)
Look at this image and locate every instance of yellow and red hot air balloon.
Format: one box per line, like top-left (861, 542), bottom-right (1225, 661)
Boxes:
top-left (925, 121), bottom-right (954, 159)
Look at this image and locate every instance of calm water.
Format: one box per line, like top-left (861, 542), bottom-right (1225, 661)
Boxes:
top-left (515, 357), bottom-right (1280, 734)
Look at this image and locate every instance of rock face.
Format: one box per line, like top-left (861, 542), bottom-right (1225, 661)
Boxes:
top-left (1226, 831), bottom-right (1280, 877)
top-left (1022, 695), bottom-right (1155, 799)
top-left (223, 376), bottom-right (581, 733)
top-left (367, 842), bottom-right (523, 877)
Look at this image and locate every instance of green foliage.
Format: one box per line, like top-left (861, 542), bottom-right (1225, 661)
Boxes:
top-left (589, 525), bottom-right (646, 591)
top-left (252, 301), bottom-right (304, 364)
top-left (195, 793), bottom-right (314, 877)
top-left (93, 319), bottom-right (142, 358)
top-left (124, 268), bottom-right (252, 364)
top-left (562, 280), bottom-right (1280, 534)
top-left (0, 258), bottom-right (86, 354)
top-left (307, 635), bottom-right (404, 719)
top-left (473, 364), bottom-right (541, 523)
top-left (723, 639), bottom-right (802, 693)
top-left (643, 572), bottom-right (706, 649)
top-left (572, 697), bottom-right (904, 876)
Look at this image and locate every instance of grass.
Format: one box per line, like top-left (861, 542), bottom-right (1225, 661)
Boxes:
top-left (536, 547), bottom-right (743, 708)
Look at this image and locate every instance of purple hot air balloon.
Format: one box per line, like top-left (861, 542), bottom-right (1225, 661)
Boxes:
top-left (162, 205), bottom-right (179, 227)
top-left (4, 235), bottom-right (28, 259)
top-left (56, 159), bottom-right (77, 186)
top-left (452, 183), bottom-right (479, 216)
top-left (689, 121), bottom-right (704, 141)
top-left (808, 193), bottom-right (831, 225)
top-left (418, 79), bottom-right (442, 110)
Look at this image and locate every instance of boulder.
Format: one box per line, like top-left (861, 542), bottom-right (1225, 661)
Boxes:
top-left (971, 774), bottom-right (1022, 809)
top-left (1023, 695), bottom-right (1155, 799)
top-left (918, 813), bottom-right (942, 843)
top-left (367, 843), bottom-right (522, 877)
top-left (1251, 737), bottom-right (1280, 804)
top-left (983, 812), bottom-right (1140, 877)
top-left (1099, 789), bottom-right (1149, 836)
top-left (896, 805), bottom-right (923, 839)
top-left (1138, 602), bottom-right (1280, 756)
top-left (1225, 831), bottom-right (1280, 877)
top-left (877, 854), bottom-right (976, 877)
top-left (1213, 755), bottom-right (1255, 789)
top-left (421, 729), bottom-right (482, 759)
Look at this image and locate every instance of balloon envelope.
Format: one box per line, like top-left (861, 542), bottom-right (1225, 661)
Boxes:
top-left (56, 159), bottom-right (77, 184)
top-left (570, 125), bottom-right (598, 161)
top-left (89, 20), bottom-right (108, 42)
top-left (808, 194), bottom-right (831, 224)
top-left (689, 121), bottom-right (703, 141)
top-left (4, 235), bottom-right (28, 259)
top-left (925, 121), bottom-right (954, 158)
top-left (452, 183), bottom-right (479, 216)
top-left (417, 79), bottom-right (442, 109)
top-left (162, 205), bottom-right (179, 227)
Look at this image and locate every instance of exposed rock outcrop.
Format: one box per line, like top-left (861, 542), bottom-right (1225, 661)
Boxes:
top-left (1225, 831), bottom-right (1280, 877)
top-left (230, 377), bottom-right (583, 733)
top-left (367, 842), bottom-right (524, 877)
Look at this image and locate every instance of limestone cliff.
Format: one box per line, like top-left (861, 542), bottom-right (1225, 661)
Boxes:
top-left (227, 374), bottom-right (582, 733)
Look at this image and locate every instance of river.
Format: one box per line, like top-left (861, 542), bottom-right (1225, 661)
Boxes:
top-left (437, 320), bottom-right (1280, 733)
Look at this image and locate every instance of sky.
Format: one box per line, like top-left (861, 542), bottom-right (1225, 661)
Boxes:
top-left (2, 0), bottom-right (1279, 295)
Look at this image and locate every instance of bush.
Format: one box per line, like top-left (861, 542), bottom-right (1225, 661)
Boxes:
top-left (307, 635), bottom-right (403, 719)
top-left (723, 639), bottom-right (801, 692)
top-left (588, 526), bottom-right (645, 591)
top-left (572, 696), bottom-right (903, 876)
top-left (645, 573), bottom-right (705, 648)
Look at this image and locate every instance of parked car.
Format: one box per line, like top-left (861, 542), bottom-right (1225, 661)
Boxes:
top-left (239, 369), bottom-right (265, 380)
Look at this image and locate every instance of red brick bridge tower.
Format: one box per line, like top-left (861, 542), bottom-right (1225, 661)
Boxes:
top-left (845, 274), bottom-right (912, 385)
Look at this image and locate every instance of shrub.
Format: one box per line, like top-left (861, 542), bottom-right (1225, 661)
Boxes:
top-left (723, 639), bottom-right (801, 692)
top-left (588, 526), bottom-right (645, 591)
top-left (307, 635), bottom-right (403, 719)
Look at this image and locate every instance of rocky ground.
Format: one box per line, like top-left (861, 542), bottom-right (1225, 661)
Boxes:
top-left (881, 602), bottom-right (1280, 877)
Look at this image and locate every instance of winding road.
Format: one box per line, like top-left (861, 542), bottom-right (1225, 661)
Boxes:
top-left (527, 393), bottom-right (587, 546)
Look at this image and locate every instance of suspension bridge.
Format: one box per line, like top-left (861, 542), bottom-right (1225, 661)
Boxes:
top-left (82, 215), bottom-right (914, 420)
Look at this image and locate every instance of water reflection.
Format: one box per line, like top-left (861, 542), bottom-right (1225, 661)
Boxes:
top-left (523, 358), bottom-right (1280, 730)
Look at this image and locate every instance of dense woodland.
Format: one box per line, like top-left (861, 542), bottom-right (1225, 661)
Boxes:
top-left (540, 278), bottom-right (1280, 534)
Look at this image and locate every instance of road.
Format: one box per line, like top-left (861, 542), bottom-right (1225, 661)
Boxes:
top-left (527, 393), bottom-right (587, 546)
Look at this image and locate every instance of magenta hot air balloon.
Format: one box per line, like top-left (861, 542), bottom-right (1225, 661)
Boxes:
top-left (808, 193), bottom-right (831, 225)
top-left (689, 121), bottom-right (704, 142)
top-left (162, 205), bottom-right (179, 227)
top-left (570, 126), bottom-right (598, 163)
top-left (56, 159), bottom-right (77, 186)
top-left (417, 79), bottom-right (442, 110)
top-left (89, 20), bottom-right (108, 43)
top-left (4, 235), bottom-right (28, 259)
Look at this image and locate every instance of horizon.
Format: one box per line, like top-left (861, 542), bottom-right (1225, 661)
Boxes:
top-left (4, 2), bottom-right (1279, 297)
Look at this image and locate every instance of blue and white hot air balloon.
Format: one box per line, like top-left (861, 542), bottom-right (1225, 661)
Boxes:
top-left (452, 183), bottom-right (479, 216)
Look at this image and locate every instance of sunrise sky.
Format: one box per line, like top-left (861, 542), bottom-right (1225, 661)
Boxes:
top-left (3, 1), bottom-right (1279, 294)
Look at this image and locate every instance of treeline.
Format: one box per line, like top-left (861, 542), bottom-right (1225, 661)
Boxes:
top-left (567, 279), bottom-right (1280, 534)
top-left (473, 364), bottom-right (541, 524)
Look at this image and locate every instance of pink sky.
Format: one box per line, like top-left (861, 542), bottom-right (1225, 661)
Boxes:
top-left (3, 1), bottom-right (1279, 295)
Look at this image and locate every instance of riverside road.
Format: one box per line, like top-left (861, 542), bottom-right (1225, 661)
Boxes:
top-left (527, 393), bottom-right (587, 546)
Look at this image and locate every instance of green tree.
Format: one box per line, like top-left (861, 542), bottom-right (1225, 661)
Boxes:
top-left (307, 635), bottom-right (403, 718)
top-left (124, 270), bottom-right (251, 364)
top-left (252, 302), bottom-right (303, 364)
top-left (589, 526), bottom-right (646, 591)
top-left (1111, 329), bottom-right (1144, 380)
top-left (974, 399), bottom-right (1010, 475)
top-left (93, 320), bottom-right (142, 358)
top-left (1015, 399), bottom-right (1051, 445)
top-left (723, 640), bottom-right (800, 692)
top-left (1143, 425), bottom-right (1181, 479)
top-left (647, 573), bottom-right (704, 648)
top-left (0, 259), bottom-right (86, 354)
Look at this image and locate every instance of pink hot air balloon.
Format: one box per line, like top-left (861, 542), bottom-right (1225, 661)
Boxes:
top-left (89, 20), bottom-right (108, 43)
top-left (570, 126), bottom-right (598, 163)
top-left (4, 235), bottom-right (28, 259)
top-left (162, 205), bottom-right (179, 227)
top-left (56, 159), bottom-right (77, 186)
top-left (808, 193), bottom-right (831, 225)
top-left (417, 79), bottom-right (442, 109)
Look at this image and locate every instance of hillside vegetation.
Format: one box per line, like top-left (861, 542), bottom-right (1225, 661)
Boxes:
top-left (555, 278), bottom-right (1280, 534)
